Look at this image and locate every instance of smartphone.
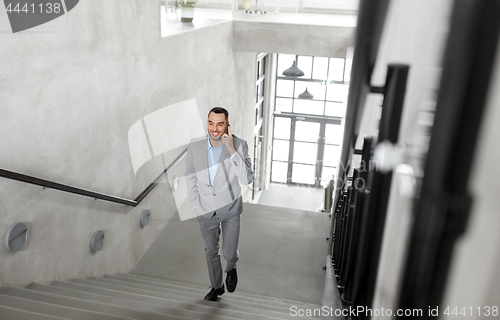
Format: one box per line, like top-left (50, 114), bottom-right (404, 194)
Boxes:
top-left (225, 123), bottom-right (230, 135)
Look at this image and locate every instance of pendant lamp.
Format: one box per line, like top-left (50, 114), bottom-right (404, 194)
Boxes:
top-left (282, 61), bottom-right (304, 77)
top-left (298, 87), bottom-right (314, 99)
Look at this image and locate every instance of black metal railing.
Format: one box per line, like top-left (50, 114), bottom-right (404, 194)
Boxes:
top-left (0, 148), bottom-right (187, 207)
top-left (341, 138), bottom-right (372, 306)
top-left (397, 0), bottom-right (500, 315)
top-left (335, 0), bottom-right (390, 187)
top-left (323, 0), bottom-right (413, 316)
top-left (326, 0), bottom-right (390, 269)
top-left (352, 64), bottom-right (409, 311)
top-left (328, 63), bottom-right (409, 313)
top-left (324, 0), bottom-right (389, 312)
top-left (325, 0), bottom-right (500, 318)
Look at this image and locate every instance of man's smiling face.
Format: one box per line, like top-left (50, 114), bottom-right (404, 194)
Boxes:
top-left (207, 112), bottom-right (228, 143)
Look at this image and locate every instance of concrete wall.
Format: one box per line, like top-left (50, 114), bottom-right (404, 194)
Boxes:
top-left (0, 0), bottom-right (256, 287)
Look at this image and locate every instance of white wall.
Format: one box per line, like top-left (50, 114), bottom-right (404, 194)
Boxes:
top-left (0, 0), bottom-right (256, 287)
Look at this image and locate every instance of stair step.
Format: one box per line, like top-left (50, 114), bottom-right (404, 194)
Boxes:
top-left (49, 280), bottom-right (289, 320)
top-left (129, 272), bottom-right (320, 308)
top-left (28, 283), bottom-right (244, 320)
top-left (0, 274), bottom-right (320, 320)
top-left (0, 293), bottom-right (136, 320)
top-left (108, 273), bottom-right (317, 310)
top-left (2, 286), bottom-right (187, 320)
top-left (74, 277), bottom-right (299, 317)
top-left (0, 305), bottom-right (68, 320)
top-left (90, 276), bottom-right (294, 313)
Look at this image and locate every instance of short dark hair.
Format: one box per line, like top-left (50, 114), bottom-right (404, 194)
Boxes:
top-left (208, 107), bottom-right (228, 120)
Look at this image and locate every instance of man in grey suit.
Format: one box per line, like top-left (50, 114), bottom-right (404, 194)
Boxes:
top-left (185, 107), bottom-right (253, 301)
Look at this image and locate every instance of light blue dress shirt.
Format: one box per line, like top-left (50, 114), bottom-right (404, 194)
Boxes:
top-left (208, 136), bottom-right (225, 186)
top-left (207, 135), bottom-right (237, 186)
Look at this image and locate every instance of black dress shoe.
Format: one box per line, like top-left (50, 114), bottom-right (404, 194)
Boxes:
top-left (226, 267), bottom-right (238, 292)
top-left (204, 284), bottom-right (225, 301)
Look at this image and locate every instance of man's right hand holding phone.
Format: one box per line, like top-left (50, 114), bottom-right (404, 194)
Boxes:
top-left (222, 123), bottom-right (235, 156)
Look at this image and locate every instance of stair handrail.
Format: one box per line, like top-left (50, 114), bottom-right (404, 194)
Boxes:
top-left (0, 148), bottom-right (187, 207)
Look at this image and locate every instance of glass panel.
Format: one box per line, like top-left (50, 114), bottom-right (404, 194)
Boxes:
top-left (295, 121), bottom-right (320, 142)
top-left (272, 139), bottom-right (289, 162)
top-left (321, 166), bottom-right (336, 182)
top-left (271, 161), bottom-right (288, 183)
top-left (257, 80), bottom-right (264, 101)
top-left (293, 142), bottom-right (318, 164)
top-left (275, 98), bottom-right (293, 112)
top-left (256, 102), bottom-right (263, 122)
top-left (297, 56), bottom-right (313, 79)
top-left (293, 99), bottom-right (324, 115)
top-left (323, 144), bottom-right (341, 167)
top-left (292, 164), bottom-right (316, 184)
top-left (328, 58), bottom-right (345, 81)
top-left (294, 81), bottom-right (326, 100)
top-left (276, 79), bottom-right (294, 98)
top-left (312, 57), bottom-right (329, 80)
top-left (325, 124), bottom-right (344, 145)
top-left (273, 117), bottom-right (291, 140)
top-left (326, 84), bottom-right (349, 102)
top-left (325, 102), bottom-right (347, 117)
top-left (277, 54), bottom-right (296, 76)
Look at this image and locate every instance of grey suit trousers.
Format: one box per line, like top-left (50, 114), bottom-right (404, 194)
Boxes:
top-left (197, 212), bottom-right (240, 290)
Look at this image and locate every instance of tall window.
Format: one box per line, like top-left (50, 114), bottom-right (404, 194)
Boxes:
top-left (271, 54), bottom-right (350, 187)
top-left (275, 54), bottom-right (351, 116)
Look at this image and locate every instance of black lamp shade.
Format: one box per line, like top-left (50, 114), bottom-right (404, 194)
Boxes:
top-left (282, 61), bottom-right (304, 77)
top-left (299, 88), bottom-right (314, 99)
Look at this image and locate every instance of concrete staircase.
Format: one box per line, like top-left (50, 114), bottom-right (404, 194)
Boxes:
top-left (0, 273), bottom-right (321, 319)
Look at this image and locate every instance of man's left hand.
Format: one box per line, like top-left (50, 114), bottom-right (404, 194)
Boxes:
top-left (222, 125), bottom-right (236, 156)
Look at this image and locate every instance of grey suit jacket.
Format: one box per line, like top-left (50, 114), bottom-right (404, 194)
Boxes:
top-left (185, 134), bottom-right (253, 219)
